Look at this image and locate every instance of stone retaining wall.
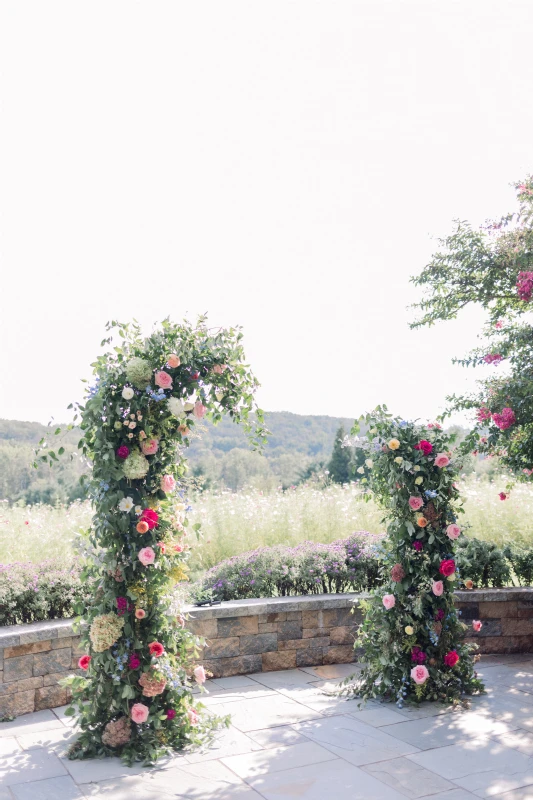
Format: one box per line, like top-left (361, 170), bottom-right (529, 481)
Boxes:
top-left (2, 588), bottom-right (533, 717)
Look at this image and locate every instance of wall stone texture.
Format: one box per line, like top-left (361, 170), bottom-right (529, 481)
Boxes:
top-left (1, 588), bottom-right (532, 717)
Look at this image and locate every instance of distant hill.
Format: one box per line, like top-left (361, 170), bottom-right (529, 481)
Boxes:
top-left (0, 413), bottom-right (356, 503)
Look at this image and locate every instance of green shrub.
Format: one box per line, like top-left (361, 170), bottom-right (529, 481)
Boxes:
top-left (455, 538), bottom-right (512, 588)
top-left (0, 560), bottom-right (91, 625)
top-left (506, 546), bottom-right (533, 586)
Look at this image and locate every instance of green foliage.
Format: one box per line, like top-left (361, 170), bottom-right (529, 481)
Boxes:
top-left (410, 177), bottom-right (533, 480)
top-left (61, 317), bottom-right (264, 764)
top-left (455, 538), bottom-right (512, 588)
top-left (0, 561), bottom-right (89, 625)
top-left (346, 408), bottom-right (484, 706)
top-left (327, 426), bottom-right (352, 484)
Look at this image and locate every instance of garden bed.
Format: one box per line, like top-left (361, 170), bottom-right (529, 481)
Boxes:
top-left (1, 588), bottom-right (533, 717)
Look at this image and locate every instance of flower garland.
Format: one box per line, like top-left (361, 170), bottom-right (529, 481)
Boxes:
top-left (62, 318), bottom-right (266, 764)
top-left (345, 409), bottom-right (484, 706)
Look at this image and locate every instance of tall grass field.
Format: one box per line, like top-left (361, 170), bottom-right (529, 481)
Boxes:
top-left (1, 476), bottom-right (532, 574)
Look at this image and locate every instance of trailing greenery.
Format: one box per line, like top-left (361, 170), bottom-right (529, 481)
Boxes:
top-left (57, 317), bottom-right (265, 765)
top-left (345, 408), bottom-right (484, 707)
top-left (411, 176), bottom-right (533, 485)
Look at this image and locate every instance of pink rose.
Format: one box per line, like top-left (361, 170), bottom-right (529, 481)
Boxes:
top-left (193, 401), bottom-right (207, 419)
top-left (432, 580), bottom-right (444, 596)
top-left (131, 703), bottom-right (149, 724)
top-left (194, 665), bottom-right (207, 684)
top-left (155, 370), bottom-right (173, 390)
top-left (410, 665), bottom-right (429, 685)
top-left (187, 708), bottom-right (199, 726)
top-left (138, 547), bottom-right (156, 566)
top-left (166, 354), bottom-right (181, 368)
top-left (212, 364), bottom-right (228, 375)
top-left (472, 620), bottom-right (483, 632)
top-left (434, 453), bottom-right (450, 468)
top-left (382, 594), bottom-right (396, 610)
top-left (409, 497), bottom-right (424, 511)
top-left (446, 524), bottom-right (461, 540)
top-left (141, 438), bottom-right (159, 456)
top-left (160, 474), bottom-right (176, 493)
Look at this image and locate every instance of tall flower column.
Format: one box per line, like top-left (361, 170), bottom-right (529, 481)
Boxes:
top-left (62, 318), bottom-right (266, 763)
top-left (347, 409), bottom-right (483, 706)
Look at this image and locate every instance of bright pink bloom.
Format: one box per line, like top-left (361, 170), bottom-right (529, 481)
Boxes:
top-left (495, 320), bottom-right (503, 329)
top-left (194, 665), bottom-right (207, 684)
top-left (160, 474), bottom-right (176, 493)
top-left (439, 559), bottom-right (456, 577)
top-left (141, 438), bottom-right (159, 455)
top-left (413, 540), bottom-right (423, 551)
top-left (128, 653), bottom-right (141, 669)
top-left (155, 370), bottom-right (173, 389)
top-left (138, 547), bottom-right (156, 566)
top-left (472, 620), bottom-right (483, 632)
top-left (492, 408), bottom-right (516, 431)
top-left (116, 446), bottom-right (130, 460)
top-left (499, 492), bottom-right (507, 501)
top-left (148, 641), bottom-right (165, 657)
top-left (187, 708), bottom-right (199, 725)
top-left (166, 708), bottom-right (177, 720)
top-left (193, 401), bottom-right (207, 419)
top-left (382, 594), bottom-right (396, 610)
top-left (410, 665), bottom-right (429, 685)
top-left (78, 655), bottom-right (91, 670)
top-left (131, 703), bottom-right (149, 723)
top-left (446, 524), bottom-right (461, 540)
top-left (409, 496), bottom-right (424, 511)
top-left (434, 453), bottom-right (450, 468)
top-left (483, 353), bottom-right (503, 365)
top-left (432, 580), bottom-right (444, 596)
top-left (140, 509), bottom-right (159, 529)
top-left (414, 440), bottom-right (433, 455)
top-left (524, 469), bottom-right (533, 476)
top-left (444, 650), bottom-right (460, 667)
top-left (477, 407), bottom-right (492, 423)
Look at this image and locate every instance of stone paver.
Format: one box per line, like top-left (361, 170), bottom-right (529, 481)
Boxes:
top-left (3, 656), bottom-right (533, 798)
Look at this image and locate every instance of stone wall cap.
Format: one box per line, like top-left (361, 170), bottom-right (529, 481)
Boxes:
top-left (0, 618), bottom-right (76, 648)
top-left (182, 593), bottom-right (370, 620)
top-left (455, 587), bottom-right (533, 602)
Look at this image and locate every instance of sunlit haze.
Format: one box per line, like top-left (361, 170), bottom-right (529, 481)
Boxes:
top-left (1, 1), bottom-right (531, 426)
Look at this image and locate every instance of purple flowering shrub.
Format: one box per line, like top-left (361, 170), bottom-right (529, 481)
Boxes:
top-left (0, 560), bottom-right (90, 625)
top-left (195, 531), bottom-right (385, 601)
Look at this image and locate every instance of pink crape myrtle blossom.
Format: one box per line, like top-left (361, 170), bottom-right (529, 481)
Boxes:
top-left (483, 353), bottom-right (503, 365)
top-left (477, 407), bottom-right (492, 423)
top-left (492, 408), bottom-right (516, 431)
top-left (517, 271), bottom-right (533, 301)
top-left (410, 665), bottom-right (429, 685)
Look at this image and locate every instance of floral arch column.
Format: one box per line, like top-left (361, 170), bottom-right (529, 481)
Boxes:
top-left (64, 318), bottom-right (266, 763)
top-left (347, 409), bottom-right (483, 706)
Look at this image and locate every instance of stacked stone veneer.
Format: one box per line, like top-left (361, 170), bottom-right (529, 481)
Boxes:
top-left (0, 618), bottom-right (83, 718)
top-left (185, 594), bottom-right (363, 678)
top-left (2, 588), bottom-right (533, 717)
top-left (457, 587), bottom-right (533, 653)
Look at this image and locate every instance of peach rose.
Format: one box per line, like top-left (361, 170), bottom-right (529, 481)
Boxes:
top-left (193, 401), bottom-right (207, 419)
top-left (141, 438), bottom-right (159, 456)
top-left (194, 665), bottom-right (207, 684)
top-left (178, 425), bottom-right (190, 436)
top-left (446, 524), bottom-right (461, 540)
top-left (409, 497), bottom-right (424, 511)
top-left (416, 516), bottom-right (428, 528)
top-left (434, 453), bottom-right (450, 468)
top-left (161, 474), bottom-right (176, 493)
top-left (166, 354), bottom-right (181, 368)
top-left (135, 608), bottom-right (146, 619)
top-left (464, 580), bottom-right (474, 590)
top-left (138, 547), bottom-right (156, 566)
top-left (131, 703), bottom-right (149, 724)
top-left (187, 708), bottom-right (199, 726)
top-left (136, 520), bottom-right (149, 534)
top-left (411, 665), bottom-right (429, 685)
top-left (432, 580), bottom-right (444, 596)
top-left (212, 364), bottom-right (228, 375)
top-left (155, 370), bottom-right (173, 389)
top-left (382, 594), bottom-right (396, 610)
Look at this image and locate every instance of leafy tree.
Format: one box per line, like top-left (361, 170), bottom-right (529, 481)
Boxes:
top-left (410, 177), bottom-right (533, 479)
top-left (327, 425), bottom-right (352, 483)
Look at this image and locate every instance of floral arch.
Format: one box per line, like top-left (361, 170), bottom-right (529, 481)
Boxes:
top-left (62, 317), bottom-right (265, 763)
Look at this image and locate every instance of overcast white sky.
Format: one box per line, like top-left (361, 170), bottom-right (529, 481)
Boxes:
top-left (0, 1), bottom-right (531, 427)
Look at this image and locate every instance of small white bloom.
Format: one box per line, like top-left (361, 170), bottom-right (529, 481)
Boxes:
top-left (369, 428), bottom-right (377, 434)
top-left (394, 457), bottom-right (403, 465)
top-left (357, 466), bottom-right (365, 474)
top-left (184, 401), bottom-right (195, 412)
top-left (415, 476), bottom-right (423, 485)
top-left (119, 497), bottom-right (134, 512)
top-left (127, 433), bottom-right (134, 439)
top-left (447, 573), bottom-right (456, 582)
top-left (215, 390), bottom-right (225, 402)
top-left (123, 421), bottom-right (129, 427)
top-left (128, 421), bottom-right (137, 429)
top-left (122, 387), bottom-right (134, 400)
top-left (365, 459), bottom-right (373, 468)
top-left (114, 421), bottom-right (122, 430)
top-left (134, 505), bottom-right (142, 516)
top-left (130, 413), bottom-right (135, 420)
top-left (168, 397), bottom-right (185, 419)
top-left (413, 466), bottom-right (420, 472)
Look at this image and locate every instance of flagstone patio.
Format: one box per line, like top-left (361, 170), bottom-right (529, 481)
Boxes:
top-left (2, 655), bottom-right (533, 799)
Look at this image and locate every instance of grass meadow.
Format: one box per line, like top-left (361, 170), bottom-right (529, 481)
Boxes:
top-left (1, 476), bottom-right (533, 575)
